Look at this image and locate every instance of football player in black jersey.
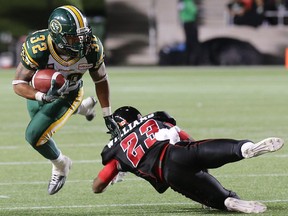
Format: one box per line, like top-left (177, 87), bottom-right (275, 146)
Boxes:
top-left (12, 5), bottom-right (121, 195)
top-left (92, 106), bottom-right (284, 214)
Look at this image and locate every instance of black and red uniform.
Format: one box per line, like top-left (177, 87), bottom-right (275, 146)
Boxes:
top-left (99, 111), bottom-right (249, 210)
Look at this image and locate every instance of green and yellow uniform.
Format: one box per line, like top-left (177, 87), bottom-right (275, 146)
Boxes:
top-left (21, 29), bottom-right (104, 158)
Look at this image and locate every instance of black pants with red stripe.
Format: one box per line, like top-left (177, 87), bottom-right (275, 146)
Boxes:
top-left (162, 139), bottom-right (250, 210)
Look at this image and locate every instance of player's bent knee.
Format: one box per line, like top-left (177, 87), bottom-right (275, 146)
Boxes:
top-left (25, 128), bottom-right (41, 147)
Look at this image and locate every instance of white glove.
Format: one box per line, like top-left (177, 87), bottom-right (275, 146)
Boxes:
top-left (155, 126), bottom-right (180, 145)
top-left (110, 172), bottom-right (127, 185)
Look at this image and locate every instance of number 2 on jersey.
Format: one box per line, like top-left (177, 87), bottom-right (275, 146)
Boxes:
top-left (120, 119), bottom-right (160, 167)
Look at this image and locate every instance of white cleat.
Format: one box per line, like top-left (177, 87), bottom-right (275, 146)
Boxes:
top-left (225, 197), bottom-right (267, 214)
top-left (82, 97), bottom-right (97, 121)
top-left (48, 156), bottom-right (72, 195)
top-left (242, 137), bottom-right (284, 159)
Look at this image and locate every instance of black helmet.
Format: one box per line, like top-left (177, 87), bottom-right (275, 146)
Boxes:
top-left (113, 106), bottom-right (142, 128)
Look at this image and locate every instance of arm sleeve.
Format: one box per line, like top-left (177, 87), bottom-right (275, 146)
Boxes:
top-left (178, 129), bottom-right (194, 141)
top-left (98, 159), bottom-right (119, 183)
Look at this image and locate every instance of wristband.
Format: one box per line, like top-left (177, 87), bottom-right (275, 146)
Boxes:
top-left (35, 92), bottom-right (45, 101)
top-left (102, 107), bottom-right (112, 117)
top-left (12, 80), bottom-right (29, 85)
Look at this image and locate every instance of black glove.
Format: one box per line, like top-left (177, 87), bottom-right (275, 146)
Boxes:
top-left (42, 79), bottom-right (69, 103)
top-left (154, 111), bottom-right (176, 125)
top-left (104, 115), bottom-right (122, 140)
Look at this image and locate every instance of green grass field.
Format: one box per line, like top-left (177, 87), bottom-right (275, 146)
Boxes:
top-left (0, 66), bottom-right (287, 215)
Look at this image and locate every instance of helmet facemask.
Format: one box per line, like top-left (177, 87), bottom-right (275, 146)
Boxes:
top-left (60, 27), bottom-right (92, 58)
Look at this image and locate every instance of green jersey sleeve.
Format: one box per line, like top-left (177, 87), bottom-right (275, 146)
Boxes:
top-left (21, 30), bottom-right (50, 70)
top-left (87, 35), bottom-right (105, 71)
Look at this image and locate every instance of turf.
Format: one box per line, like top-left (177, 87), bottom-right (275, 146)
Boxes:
top-left (0, 66), bottom-right (287, 215)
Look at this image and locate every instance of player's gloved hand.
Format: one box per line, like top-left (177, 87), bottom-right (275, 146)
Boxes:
top-left (104, 115), bottom-right (122, 140)
top-left (58, 79), bottom-right (70, 95)
top-left (42, 79), bottom-right (69, 103)
top-left (154, 111), bottom-right (176, 125)
top-left (47, 79), bottom-right (69, 96)
top-left (41, 94), bottom-right (59, 103)
top-left (155, 126), bottom-right (180, 145)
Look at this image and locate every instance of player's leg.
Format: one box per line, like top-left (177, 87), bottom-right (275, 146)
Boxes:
top-left (178, 138), bottom-right (283, 169)
top-left (25, 88), bottom-right (82, 195)
top-left (163, 137), bottom-right (283, 212)
top-left (25, 89), bottom-right (82, 158)
top-left (192, 139), bottom-right (248, 169)
top-left (67, 81), bottom-right (97, 121)
top-left (164, 162), bottom-right (238, 210)
top-left (165, 167), bottom-right (266, 213)
top-left (169, 139), bottom-right (246, 170)
top-left (74, 96), bottom-right (97, 121)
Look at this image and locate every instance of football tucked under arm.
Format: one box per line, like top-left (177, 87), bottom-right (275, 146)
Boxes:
top-left (32, 69), bottom-right (66, 94)
top-left (32, 69), bottom-right (69, 103)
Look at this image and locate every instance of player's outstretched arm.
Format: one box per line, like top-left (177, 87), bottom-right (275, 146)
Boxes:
top-left (92, 177), bottom-right (108, 193)
top-left (92, 159), bottom-right (119, 193)
top-left (89, 63), bottom-right (121, 140)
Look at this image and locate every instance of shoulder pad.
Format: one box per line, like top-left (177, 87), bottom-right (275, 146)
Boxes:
top-left (21, 30), bottom-right (50, 70)
top-left (87, 35), bottom-right (105, 69)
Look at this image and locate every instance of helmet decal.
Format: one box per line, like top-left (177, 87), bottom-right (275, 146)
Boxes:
top-left (49, 19), bottom-right (62, 34)
top-left (60, 5), bottom-right (86, 29)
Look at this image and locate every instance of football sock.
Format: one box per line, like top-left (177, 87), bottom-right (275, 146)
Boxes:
top-left (34, 138), bottom-right (60, 160)
top-left (240, 142), bottom-right (254, 158)
top-left (50, 152), bottom-right (65, 169)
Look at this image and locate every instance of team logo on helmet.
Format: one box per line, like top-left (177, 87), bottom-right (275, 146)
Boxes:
top-left (49, 19), bottom-right (62, 33)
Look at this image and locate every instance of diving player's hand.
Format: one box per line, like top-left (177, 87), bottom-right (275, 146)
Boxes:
top-left (110, 172), bottom-right (127, 185)
top-left (154, 111), bottom-right (176, 125)
top-left (104, 115), bottom-right (122, 140)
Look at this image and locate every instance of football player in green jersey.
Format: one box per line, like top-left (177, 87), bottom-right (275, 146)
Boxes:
top-left (12, 5), bottom-right (121, 195)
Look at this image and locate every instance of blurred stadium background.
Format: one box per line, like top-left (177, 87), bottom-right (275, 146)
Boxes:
top-left (1, 1), bottom-right (288, 215)
top-left (1, 0), bottom-right (288, 67)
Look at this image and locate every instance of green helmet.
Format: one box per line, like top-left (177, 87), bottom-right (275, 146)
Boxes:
top-left (48, 5), bottom-right (92, 58)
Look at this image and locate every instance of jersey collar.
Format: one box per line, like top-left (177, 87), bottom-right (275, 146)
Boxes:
top-left (47, 35), bottom-right (80, 67)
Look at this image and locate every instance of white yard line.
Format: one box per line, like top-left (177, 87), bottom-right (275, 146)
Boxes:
top-left (0, 143), bottom-right (102, 149)
top-left (0, 173), bottom-right (287, 186)
top-left (0, 160), bottom-right (101, 165)
top-left (0, 153), bottom-right (287, 166)
top-left (0, 200), bottom-right (288, 211)
top-left (0, 203), bottom-right (194, 211)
